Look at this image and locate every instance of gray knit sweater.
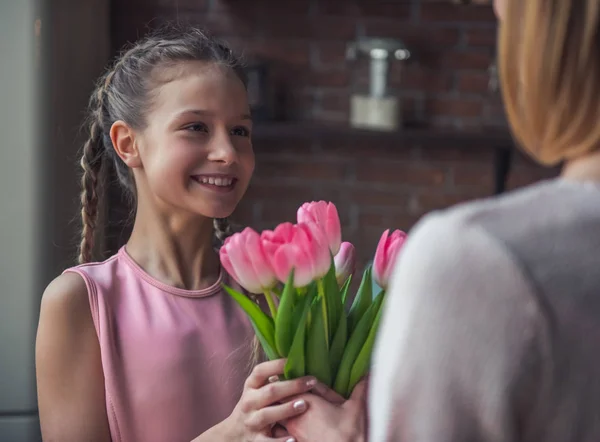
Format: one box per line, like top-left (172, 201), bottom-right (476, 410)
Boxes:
top-left (369, 178), bottom-right (600, 442)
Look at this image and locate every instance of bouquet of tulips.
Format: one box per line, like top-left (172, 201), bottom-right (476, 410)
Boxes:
top-left (220, 201), bottom-right (406, 398)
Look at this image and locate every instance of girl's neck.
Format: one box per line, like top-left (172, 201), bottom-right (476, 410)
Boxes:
top-left (125, 205), bottom-right (220, 292)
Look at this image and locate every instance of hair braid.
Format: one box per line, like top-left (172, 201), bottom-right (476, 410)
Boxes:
top-left (213, 217), bottom-right (234, 248)
top-left (77, 74), bottom-right (113, 264)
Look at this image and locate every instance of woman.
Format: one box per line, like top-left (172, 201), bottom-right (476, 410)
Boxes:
top-left (369, 0), bottom-right (600, 441)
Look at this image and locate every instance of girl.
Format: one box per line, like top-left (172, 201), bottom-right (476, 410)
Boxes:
top-left (370, 0), bottom-right (600, 441)
top-left (35, 25), bottom-right (365, 442)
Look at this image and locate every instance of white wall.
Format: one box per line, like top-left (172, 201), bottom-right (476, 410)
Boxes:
top-left (0, 1), bottom-right (43, 440)
top-left (0, 1), bottom-right (109, 440)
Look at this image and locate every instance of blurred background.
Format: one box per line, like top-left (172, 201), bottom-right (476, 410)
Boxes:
top-left (0, 0), bottom-right (557, 440)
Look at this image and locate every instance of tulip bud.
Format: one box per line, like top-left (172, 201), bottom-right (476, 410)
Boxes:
top-left (372, 229), bottom-right (407, 289)
top-left (261, 222), bottom-right (331, 288)
top-left (219, 228), bottom-right (277, 294)
top-left (297, 201), bottom-right (342, 255)
top-left (334, 242), bottom-right (356, 286)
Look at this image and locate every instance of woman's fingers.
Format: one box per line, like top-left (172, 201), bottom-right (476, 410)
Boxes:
top-left (246, 398), bottom-right (308, 432)
top-left (245, 359), bottom-right (287, 389)
top-left (310, 381), bottom-right (346, 404)
top-left (348, 377), bottom-right (368, 405)
top-left (250, 376), bottom-right (317, 410)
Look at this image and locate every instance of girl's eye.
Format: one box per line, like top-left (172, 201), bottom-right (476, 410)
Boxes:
top-left (231, 126), bottom-right (250, 137)
top-left (185, 123), bottom-right (209, 133)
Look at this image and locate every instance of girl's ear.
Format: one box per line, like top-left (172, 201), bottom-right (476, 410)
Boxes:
top-left (110, 120), bottom-right (142, 168)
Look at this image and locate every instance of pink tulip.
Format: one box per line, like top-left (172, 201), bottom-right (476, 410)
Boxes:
top-left (373, 229), bottom-right (408, 289)
top-left (219, 227), bottom-right (277, 294)
top-left (334, 242), bottom-right (356, 286)
top-left (261, 222), bottom-right (331, 288)
top-left (297, 201), bottom-right (342, 255)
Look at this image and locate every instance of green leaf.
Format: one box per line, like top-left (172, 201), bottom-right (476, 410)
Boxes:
top-left (284, 290), bottom-right (314, 380)
top-left (275, 270), bottom-right (297, 357)
top-left (223, 285), bottom-right (278, 360)
top-left (322, 256), bottom-right (341, 342)
top-left (306, 297), bottom-right (332, 387)
top-left (340, 275), bottom-right (353, 307)
top-left (333, 290), bottom-right (384, 398)
top-left (329, 310), bottom-right (347, 377)
top-left (347, 294), bottom-right (385, 393)
top-left (347, 265), bottom-right (373, 334)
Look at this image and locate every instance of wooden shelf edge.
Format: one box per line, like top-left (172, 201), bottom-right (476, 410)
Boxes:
top-left (253, 122), bottom-right (514, 149)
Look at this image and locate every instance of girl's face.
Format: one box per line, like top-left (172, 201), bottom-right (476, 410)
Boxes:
top-left (137, 61), bottom-right (255, 219)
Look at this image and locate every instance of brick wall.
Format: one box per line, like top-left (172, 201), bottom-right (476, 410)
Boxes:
top-left (108, 0), bottom-right (558, 268)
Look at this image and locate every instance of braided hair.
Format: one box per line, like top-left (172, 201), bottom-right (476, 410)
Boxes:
top-left (77, 24), bottom-right (247, 264)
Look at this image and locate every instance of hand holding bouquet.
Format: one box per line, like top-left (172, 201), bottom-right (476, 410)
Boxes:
top-left (220, 201), bottom-right (407, 398)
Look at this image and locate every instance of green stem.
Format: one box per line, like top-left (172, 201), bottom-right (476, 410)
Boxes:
top-left (317, 279), bottom-right (329, 349)
top-left (263, 290), bottom-right (278, 319)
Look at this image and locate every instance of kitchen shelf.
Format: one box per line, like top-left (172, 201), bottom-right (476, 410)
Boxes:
top-left (252, 121), bottom-right (515, 195)
top-left (252, 122), bottom-right (514, 150)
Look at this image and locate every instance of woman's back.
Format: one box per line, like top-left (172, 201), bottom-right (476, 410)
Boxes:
top-left (370, 178), bottom-right (600, 441)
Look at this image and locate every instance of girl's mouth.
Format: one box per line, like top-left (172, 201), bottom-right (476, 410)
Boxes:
top-left (190, 175), bottom-right (237, 193)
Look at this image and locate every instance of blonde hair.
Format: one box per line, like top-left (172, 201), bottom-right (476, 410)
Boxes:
top-left (498, 0), bottom-right (600, 166)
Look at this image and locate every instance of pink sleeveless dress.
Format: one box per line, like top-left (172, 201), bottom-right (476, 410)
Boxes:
top-left (64, 246), bottom-right (255, 442)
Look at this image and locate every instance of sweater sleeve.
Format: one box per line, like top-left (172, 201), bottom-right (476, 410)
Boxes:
top-left (368, 213), bottom-right (544, 442)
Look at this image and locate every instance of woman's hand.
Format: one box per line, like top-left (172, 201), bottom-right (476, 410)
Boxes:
top-left (278, 379), bottom-right (368, 442)
top-left (224, 359), bottom-right (318, 442)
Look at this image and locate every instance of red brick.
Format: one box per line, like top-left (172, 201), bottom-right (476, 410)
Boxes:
top-left (348, 188), bottom-right (411, 209)
top-left (359, 2), bottom-right (412, 18)
top-left (260, 15), bottom-right (356, 41)
top-left (457, 72), bottom-right (491, 94)
top-left (419, 145), bottom-right (495, 163)
top-left (246, 40), bottom-right (311, 65)
top-left (357, 162), bottom-right (447, 187)
top-left (244, 182), bottom-right (312, 202)
top-left (261, 203), bottom-right (303, 224)
top-left (320, 90), bottom-right (349, 114)
top-left (415, 191), bottom-right (485, 213)
top-left (426, 97), bottom-right (484, 118)
top-left (452, 164), bottom-right (494, 187)
top-left (155, 0), bottom-right (210, 10)
top-left (465, 28), bottom-right (498, 47)
top-left (315, 139), bottom-right (416, 162)
top-left (363, 22), bottom-right (460, 48)
top-left (421, 3), bottom-right (497, 23)
top-left (232, 199), bottom-right (259, 224)
top-left (506, 165), bottom-right (558, 190)
top-left (301, 70), bottom-right (350, 88)
top-left (398, 65), bottom-right (454, 92)
top-left (213, 0), bottom-right (310, 15)
top-left (440, 50), bottom-right (493, 70)
top-left (316, 0), bottom-right (360, 16)
top-left (257, 159), bottom-right (345, 181)
top-left (315, 42), bottom-right (349, 68)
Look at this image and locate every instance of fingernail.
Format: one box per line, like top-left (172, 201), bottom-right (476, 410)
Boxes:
top-left (293, 399), bottom-right (306, 411)
top-left (268, 375), bottom-right (279, 383)
top-left (286, 438), bottom-right (296, 442)
top-left (306, 378), bottom-right (317, 388)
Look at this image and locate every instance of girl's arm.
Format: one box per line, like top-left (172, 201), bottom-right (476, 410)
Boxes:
top-left (36, 272), bottom-right (111, 442)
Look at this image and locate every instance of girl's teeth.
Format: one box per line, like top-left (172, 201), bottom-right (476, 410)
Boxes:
top-left (199, 177), bottom-right (233, 186)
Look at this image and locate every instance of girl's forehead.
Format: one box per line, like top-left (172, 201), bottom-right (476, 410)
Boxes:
top-left (151, 62), bottom-right (248, 118)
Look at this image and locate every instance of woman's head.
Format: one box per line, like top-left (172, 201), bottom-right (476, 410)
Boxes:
top-left (78, 25), bottom-right (255, 263)
top-left (495, 0), bottom-right (600, 166)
